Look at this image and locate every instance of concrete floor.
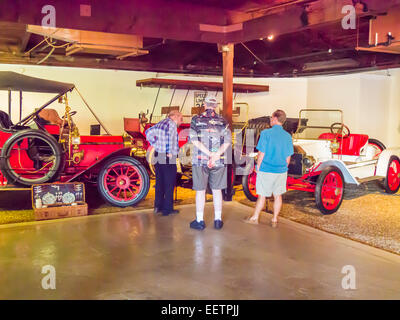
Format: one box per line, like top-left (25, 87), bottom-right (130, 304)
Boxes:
top-left (0, 201), bottom-right (399, 300)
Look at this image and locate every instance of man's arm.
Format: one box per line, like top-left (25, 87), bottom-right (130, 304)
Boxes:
top-left (286, 156), bottom-right (291, 166)
top-left (188, 116), bottom-right (211, 156)
top-left (256, 151), bottom-right (265, 171)
top-left (210, 142), bottom-right (230, 162)
top-left (210, 123), bottom-right (231, 162)
top-left (191, 140), bottom-right (212, 157)
top-left (145, 126), bottom-right (156, 145)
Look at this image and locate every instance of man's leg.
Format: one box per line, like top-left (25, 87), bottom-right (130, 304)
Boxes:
top-left (162, 164), bottom-right (177, 214)
top-left (211, 189), bottom-right (222, 220)
top-left (154, 163), bottom-right (165, 212)
top-left (211, 189), bottom-right (224, 229)
top-left (246, 195), bottom-right (266, 224)
top-left (272, 194), bottom-right (282, 223)
top-left (271, 172), bottom-right (286, 226)
top-left (191, 166), bottom-right (207, 230)
top-left (244, 170), bottom-right (269, 224)
top-left (195, 190), bottom-right (206, 222)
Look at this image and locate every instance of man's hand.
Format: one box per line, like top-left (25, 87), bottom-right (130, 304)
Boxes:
top-left (209, 152), bottom-right (220, 163)
top-left (207, 152), bottom-right (218, 168)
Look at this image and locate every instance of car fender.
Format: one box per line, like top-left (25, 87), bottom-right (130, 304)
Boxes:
top-left (316, 160), bottom-right (359, 185)
top-left (376, 148), bottom-right (400, 177)
top-left (67, 147), bottom-right (148, 182)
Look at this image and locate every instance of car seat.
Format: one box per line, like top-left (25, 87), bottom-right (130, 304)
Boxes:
top-left (0, 111), bottom-right (14, 129)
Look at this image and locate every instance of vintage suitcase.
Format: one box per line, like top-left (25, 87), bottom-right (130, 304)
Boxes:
top-left (31, 182), bottom-right (88, 221)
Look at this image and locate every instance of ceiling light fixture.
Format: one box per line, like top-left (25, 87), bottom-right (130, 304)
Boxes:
top-left (267, 34), bottom-right (274, 41)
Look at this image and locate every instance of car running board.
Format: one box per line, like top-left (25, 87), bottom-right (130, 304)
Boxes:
top-left (356, 176), bottom-right (385, 184)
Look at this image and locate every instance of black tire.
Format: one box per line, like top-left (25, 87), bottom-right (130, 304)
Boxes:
top-left (315, 166), bottom-right (345, 215)
top-left (0, 129), bottom-right (65, 186)
top-left (383, 156), bottom-right (400, 194)
top-left (242, 167), bottom-right (258, 202)
top-left (368, 138), bottom-right (386, 158)
top-left (97, 156), bottom-right (150, 207)
top-left (368, 138), bottom-right (386, 150)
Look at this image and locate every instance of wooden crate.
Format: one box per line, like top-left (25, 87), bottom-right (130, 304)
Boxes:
top-left (34, 203), bottom-right (88, 221)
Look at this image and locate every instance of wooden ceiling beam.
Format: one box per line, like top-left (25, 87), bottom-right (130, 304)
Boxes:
top-left (0, 0), bottom-right (399, 45)
top-left (0, 0), bottom-right (231, 43)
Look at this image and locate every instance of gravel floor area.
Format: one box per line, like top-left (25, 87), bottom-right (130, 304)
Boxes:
top-left (236, 181), bottom-right (400, 255)
top-left (1, 179), bottom-right (399, 255)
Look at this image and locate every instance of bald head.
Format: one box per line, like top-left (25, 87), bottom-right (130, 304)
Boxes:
top-left (168, 110), bottom-right (183, 126)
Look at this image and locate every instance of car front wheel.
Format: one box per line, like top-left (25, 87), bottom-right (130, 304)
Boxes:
top-left (315, 166), bottom-right (345, 215)
top-left (97, 156), bottom-right (150, 207)
top-left (383, 156), bottom-right (400, 194)
top-left (242, 166), bottom-right (258, 202)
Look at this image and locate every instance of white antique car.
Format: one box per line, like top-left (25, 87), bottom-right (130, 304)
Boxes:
top-left (243, 109), bottom-right (400, 214)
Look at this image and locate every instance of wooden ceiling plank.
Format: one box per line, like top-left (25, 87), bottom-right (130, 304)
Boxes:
top-left (136, 78), bottom-right (269, 93)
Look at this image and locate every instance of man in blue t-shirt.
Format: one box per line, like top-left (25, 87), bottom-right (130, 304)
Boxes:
top-left (244, 109), bottom-right (293, 227)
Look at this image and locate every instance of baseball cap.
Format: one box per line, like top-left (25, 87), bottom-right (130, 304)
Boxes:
top-left (204, 96), bottom-right (218, 107)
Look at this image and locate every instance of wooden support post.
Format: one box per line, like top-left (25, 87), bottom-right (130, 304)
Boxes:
top-left (8, 90), bottom-right (11, 117)
top-left (221, 43), bottom-right (234, 201)
top-left (19, 91), bottom-right (22, 121)
top-left (222, 43), bottom-right (234, 128)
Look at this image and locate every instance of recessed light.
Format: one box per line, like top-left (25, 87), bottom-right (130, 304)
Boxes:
top-left (267, 34), bottom-right (274, 41)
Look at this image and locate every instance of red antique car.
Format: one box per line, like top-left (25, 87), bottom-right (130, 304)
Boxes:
top-left (0, 71), bottom-right (150, 207)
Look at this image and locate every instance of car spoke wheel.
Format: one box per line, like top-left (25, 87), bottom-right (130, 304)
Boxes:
top-left (0, 129), bottom-right (65, 186)
top-left (242, 166), bottom-right (258, 202)
top-left (384, 156), bottom-right (400, 194)
top-left (315, 166), bottom-right (344, 215)
top-left (98, 156), bottom-right (150, 207)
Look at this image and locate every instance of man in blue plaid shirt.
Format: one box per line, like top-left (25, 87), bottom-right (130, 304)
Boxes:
top-left (146, 110), bottom-right (183, 215)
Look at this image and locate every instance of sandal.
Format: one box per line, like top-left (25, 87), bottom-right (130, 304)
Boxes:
top-left (243, 216), bottom-right (259, 225)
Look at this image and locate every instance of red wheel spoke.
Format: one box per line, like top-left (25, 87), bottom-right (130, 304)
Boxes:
top-left (128, 170), bottom-right (138, 178)
top-left (321, 171), bottom-right (343, 210)
top-left (104, 161), bottom-right (145, 202)
top-left (387, 160), bottom-right (400, 191)
top-left (128, 187), bottom-right (137, 196)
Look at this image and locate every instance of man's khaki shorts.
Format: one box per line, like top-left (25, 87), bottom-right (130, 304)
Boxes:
top-left (256, 171), bottom-right (288, 197)
top-left (192, 165), bottom-right (227, 191)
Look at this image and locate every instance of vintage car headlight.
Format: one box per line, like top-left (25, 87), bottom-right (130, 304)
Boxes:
top-left (302, 156), bottom-right (315, 168)
top-left (72, 137), bottom-right (80, 145)
top-left (331, 140), bottom-right (340, 153)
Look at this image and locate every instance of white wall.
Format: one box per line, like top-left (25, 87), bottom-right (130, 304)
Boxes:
top-left (306, 70), bottom-right (399, 148)
top-left (0, 63), bottom-right (398, 148)
top-left (388, 69), bottom-right (400, 147)
top-left (307, 74), bottom-right (360, 132)
top-left (0, 64), bottom-right (307, 135)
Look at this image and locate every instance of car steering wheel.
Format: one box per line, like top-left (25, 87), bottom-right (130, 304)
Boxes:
top-left (62, 111), bottom-right (77, 119)
top-left (330, 122), bottom-right (350, 139)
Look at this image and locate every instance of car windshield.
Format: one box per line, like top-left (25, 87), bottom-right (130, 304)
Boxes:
top-left (294, 109), bottom-right (343, 140)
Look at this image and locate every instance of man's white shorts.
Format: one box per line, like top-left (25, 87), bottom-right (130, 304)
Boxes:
top-left (256, 171), bottom-right (288, 197)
